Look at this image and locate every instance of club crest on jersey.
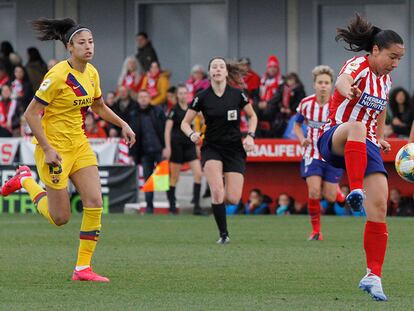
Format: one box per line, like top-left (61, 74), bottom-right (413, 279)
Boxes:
top-left (66, 73), bottom-right (88, 97)
top-left (358, 92), bottom-right (387, 111)
top-left (348, 62), bottom-right (360, 72)
top-left (227, 110), bottom-right (237, 121)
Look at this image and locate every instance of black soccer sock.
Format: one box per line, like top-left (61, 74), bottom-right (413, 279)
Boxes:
top-left (212, 203), bottom-right (228, 236)
top-left (167, 186), bottom-right (176, 210)
top-left (193, 183), bottom-right (201, 209)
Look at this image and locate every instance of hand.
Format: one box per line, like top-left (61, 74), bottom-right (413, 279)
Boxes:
top-left (44, 147), bottom-right (62, 166)
top-left (301, 138), bottom-right (311, 148)
top-left (121, 124), bottom-right (136, 147)
top-left (258, 101), bottom-right (268, 110)
top-left (378, 138), bottom-right (391, 153)
top-left (190, 132), bottom-right (201, 144)
top-left (163, 147), bottom-right (171, 160)
top-left (346, 85), bottom-right (362, 100)
top-left (243, 135), bottom-right (255, 152)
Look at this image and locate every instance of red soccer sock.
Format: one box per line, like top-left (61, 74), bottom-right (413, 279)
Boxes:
top-left (364, 221), bottom-right (388, 277)
top-left (308, 198), bottom-right (321, 233)
top-left (344, 141), bottom-right (367, 190)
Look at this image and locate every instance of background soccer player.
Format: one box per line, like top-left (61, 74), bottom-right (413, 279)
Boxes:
top-left (294, 65), bottom-right (345, 241)
top-left (1, 18), bottom-right (135, 282)
top-left (181, 57), bottom-right (257, 244)
top-left (317, 14), bottom-right (404, 300)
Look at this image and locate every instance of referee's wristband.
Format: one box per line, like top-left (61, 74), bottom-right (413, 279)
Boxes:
top-left (247, 132), bottom-right (255, 139)
top-left (188, 131), bottom-right (196, 139)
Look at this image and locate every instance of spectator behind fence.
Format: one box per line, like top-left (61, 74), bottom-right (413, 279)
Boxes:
top-left (118, 56), bottom-right (143, 98)
top-left (387, 188), bottom-right (414, 217)
top-left (135, 32), bottom-right (159, 72)
top-left (108, 86), bottom-right (137, 137)
top-left (388, 87), bottom-right (413, 137)
top-left (260, 55), bottom-right (282, 102)
top-left (166, 86), bottom-right (177, 113)
top-left (0, 63), bottom-right (10, 88)
top-left (0, 85), bottom-right (14, 137)
top-left (240, 57), bottom-right (260, 104)
top-left (129, 89), bottom-right (166, 213)
top-left (25, 47), bottom-right (48, 92)
top-left (268, 72), bottom-right (306, 137)
top-left (274, 193), bottom-right (294, 215)
top-left (244, 189), bottom-right (270, 215)
top-left (140, 61), bottom-right (170, 106)
top-left (186, 64), bottom-right (210, 103)
top-left (105, 91), bottom-right (116, 108)
top-left (11, 65), bottom-right (33, 135)
top-left (0, 41), bottom-right (21, 78)
top-left (84, 111), bottom-right (107, 139)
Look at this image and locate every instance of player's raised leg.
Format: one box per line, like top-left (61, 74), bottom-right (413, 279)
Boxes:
top-left (70, 165), bottom-right (108, 282)
top-left (331, 122), bottom-right (367, 211)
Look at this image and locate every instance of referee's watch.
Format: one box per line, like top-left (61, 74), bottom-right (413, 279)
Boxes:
top-left (247, 132), bottom-right (255, 139)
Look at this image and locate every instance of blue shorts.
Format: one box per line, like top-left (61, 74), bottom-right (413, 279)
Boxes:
top-left (300, 158), bottom-right (343, 183)
top-left (317, 125), bottom-right (387, 177)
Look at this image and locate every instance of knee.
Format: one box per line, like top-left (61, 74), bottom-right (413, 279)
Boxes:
top-left (84, 196), bottom-right (103, 208)
top-left (308, 188), bottom-right (321, 200)
top-left (367, 199), bottom-right (388, 222)
top-left (226, 195), bottom-right (240, 205)
top-left (348, 121), bottom-right (366, 137)
top-left (51, 214), bottom-right (70, 226)
top-left (210, 186), bottom-right (224, 204)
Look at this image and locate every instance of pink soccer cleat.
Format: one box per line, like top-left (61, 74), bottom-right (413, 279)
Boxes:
top-left (1, 166), bottom-right (32, 196)
top-left (72, 268), bottom-right (110, 282)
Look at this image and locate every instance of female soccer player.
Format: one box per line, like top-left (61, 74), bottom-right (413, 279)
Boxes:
top-left (164, 84), bottom-right (205, 215)
top-left (1, 18), bottom-right (136, 282)
top-left (294, 65), bottom-right (345, 241)
top-left (181, 57), bottom-right (258, 244)
top-left (317, 14), bottom-right (404, 300)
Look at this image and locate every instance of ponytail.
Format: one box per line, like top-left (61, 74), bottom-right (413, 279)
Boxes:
top-left (336, 13), bottom-right (403, 52)
top-left (31, 18), bottom-right (91, 48)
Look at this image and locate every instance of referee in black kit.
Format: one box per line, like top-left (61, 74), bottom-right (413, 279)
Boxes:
top-left (181, 57), bottom-right (258, 244)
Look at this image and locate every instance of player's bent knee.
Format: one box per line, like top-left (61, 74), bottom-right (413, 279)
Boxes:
top-left (210, 188), bottom-right (225, 204)
top-left (51, 214), bottom-right (70, 226)
top-left (226, 196), bottom-right (240, 205)
top-left (83, 197), bottom-right (103, 208)
top-left (309, 189), bottom-right (321, 200)
top-left (348, 121), bottom-right (366, 136)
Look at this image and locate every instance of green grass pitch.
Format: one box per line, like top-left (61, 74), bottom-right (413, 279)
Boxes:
top-left (0, 214), bottom-right (414, 310)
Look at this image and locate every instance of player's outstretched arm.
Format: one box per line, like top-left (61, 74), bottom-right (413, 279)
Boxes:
top-left (91, 97), bottom-right (136, 146)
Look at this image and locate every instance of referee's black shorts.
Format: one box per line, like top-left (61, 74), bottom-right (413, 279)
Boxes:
top-left (201, 143), bottom-right (246, 174)
top-left (170, 142), bottom-right (198, 164)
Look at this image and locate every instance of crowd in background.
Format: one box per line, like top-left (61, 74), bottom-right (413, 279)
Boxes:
top-left (1, 32), bottom-right (413, 215)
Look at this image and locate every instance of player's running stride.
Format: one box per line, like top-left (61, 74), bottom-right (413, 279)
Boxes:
top-left (1, 18), bottom-right (135, 282)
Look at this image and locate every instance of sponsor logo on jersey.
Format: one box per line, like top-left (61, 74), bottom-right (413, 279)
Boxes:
top-left (66, 73), bottom-right (88, 97)
top-left (348, 62), bottom-right (360, 72)
top-left (73, 97), bottom-right (94, 106)
top-left (39, 78), bottom-right (51, 91)
top-left (358, 92), bottom-right (387, 111)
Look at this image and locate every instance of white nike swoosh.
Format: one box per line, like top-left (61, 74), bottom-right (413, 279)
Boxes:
top-left (73, 85), bottom-right (80, 89)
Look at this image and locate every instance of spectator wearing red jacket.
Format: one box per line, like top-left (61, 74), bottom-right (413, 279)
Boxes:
top-left (240, 57), bottom-right (260, 104)
top-left (260, 55), bottom-right (282, 102)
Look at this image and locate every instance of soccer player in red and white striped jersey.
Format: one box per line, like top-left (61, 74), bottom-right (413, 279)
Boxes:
top-left (294, 65), bottom-right (345, 241)
top-left (317, 14), bottom-right (404, 301)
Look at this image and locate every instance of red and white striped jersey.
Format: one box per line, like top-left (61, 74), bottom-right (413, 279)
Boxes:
top-left (296, 94), bottom-right (330, 160)
top-left (323, 55), bottom-right (391, 145)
